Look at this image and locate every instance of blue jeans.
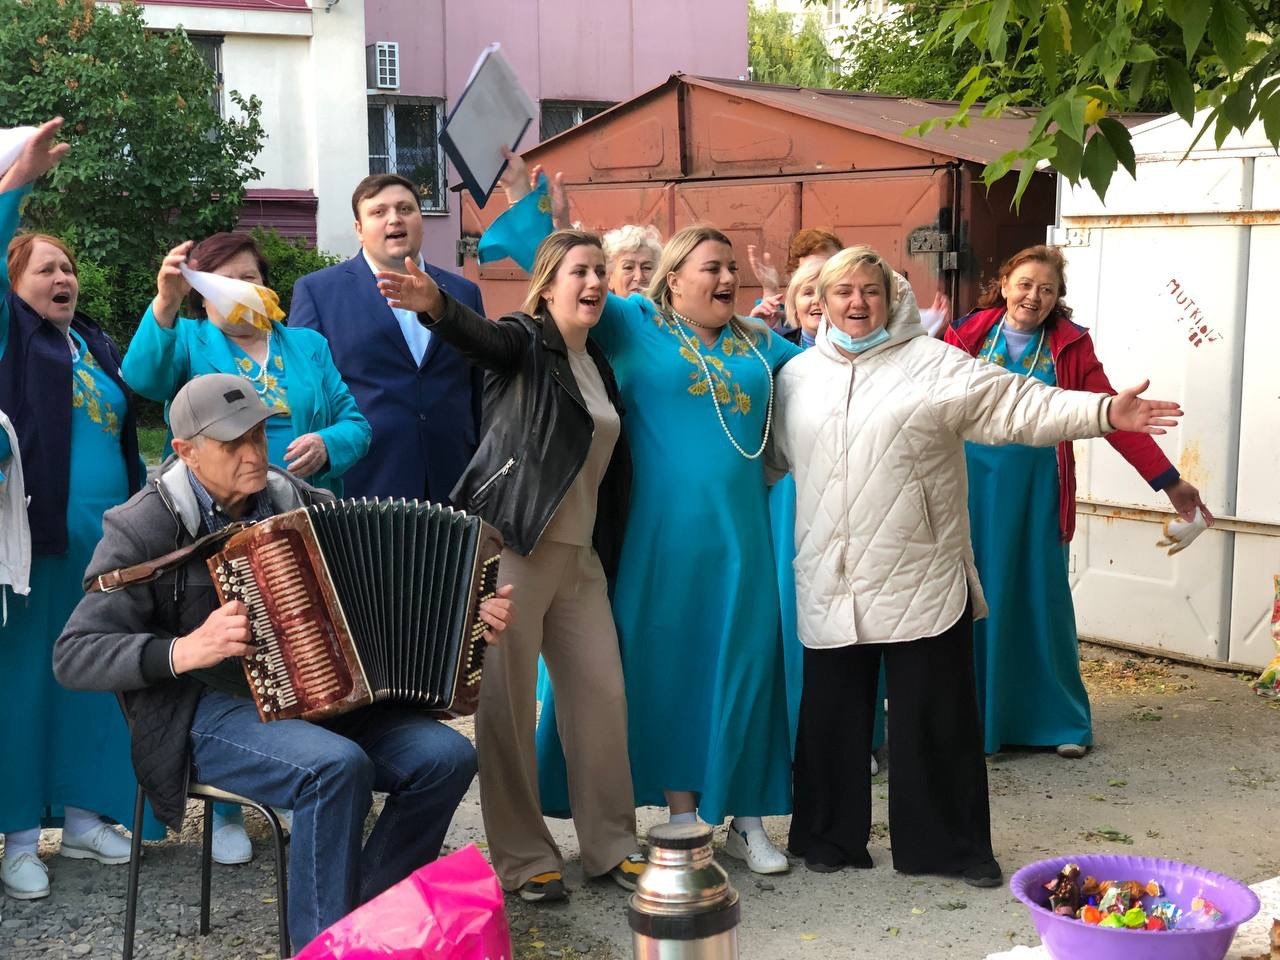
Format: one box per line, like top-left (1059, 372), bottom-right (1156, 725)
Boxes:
top-left (189, 691), bottom-right (477, 949)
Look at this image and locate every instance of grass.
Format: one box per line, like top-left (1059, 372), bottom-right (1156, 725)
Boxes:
top-left (138, 425), bottom-right (168, 466)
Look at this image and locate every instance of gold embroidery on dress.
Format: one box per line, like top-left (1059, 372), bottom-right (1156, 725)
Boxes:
top-left (71, 351), bottom-right (121, 437)
top-left (234, 354), bottom-right (291, 414)
top-left (666, 319), bottom-right (756, 415)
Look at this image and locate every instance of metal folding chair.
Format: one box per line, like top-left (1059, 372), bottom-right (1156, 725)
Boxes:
top-left (121, 783), bottom-right (289, 959)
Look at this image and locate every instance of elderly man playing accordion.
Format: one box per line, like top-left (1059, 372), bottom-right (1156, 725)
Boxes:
top-left (54, 373), bottom-right (513, 951)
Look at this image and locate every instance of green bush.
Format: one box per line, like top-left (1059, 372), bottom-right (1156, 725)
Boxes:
top-left (250, 227), bottom-right (341, 316)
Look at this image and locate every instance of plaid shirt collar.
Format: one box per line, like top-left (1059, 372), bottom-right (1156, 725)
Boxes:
top-left (186, 468), bottom-right (275, 534)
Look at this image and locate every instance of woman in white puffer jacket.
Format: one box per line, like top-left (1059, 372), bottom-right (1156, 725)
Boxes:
top-left (769, 245), bottom-right (1182, 885)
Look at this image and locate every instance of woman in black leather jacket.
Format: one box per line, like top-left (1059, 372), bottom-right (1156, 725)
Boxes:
top-left (376, 231), bottom-right (641, 904)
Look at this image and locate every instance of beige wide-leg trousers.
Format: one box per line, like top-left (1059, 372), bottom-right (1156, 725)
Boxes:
top-left (476, 540), bottom-right (637, 890)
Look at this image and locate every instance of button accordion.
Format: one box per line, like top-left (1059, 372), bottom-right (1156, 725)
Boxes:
top-left (207, 499), bottom-right (503, 722)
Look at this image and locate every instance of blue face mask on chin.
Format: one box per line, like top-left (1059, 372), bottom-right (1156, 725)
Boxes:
top-left (827, 322), bottom-right (891, 354)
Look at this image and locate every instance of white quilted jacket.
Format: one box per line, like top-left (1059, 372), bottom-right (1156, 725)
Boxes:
top-left (770, 288), bottom-right (1115, 649)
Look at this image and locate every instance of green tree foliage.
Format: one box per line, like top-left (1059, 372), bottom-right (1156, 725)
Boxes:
top-left (833, 5), bottom-right (992, 100)
top-left (910, 0), bottom-right (1280, 203)
top-left (748, 2), bottom-right (840, 87)
top-left (0, 0), bottom-right (265, 266)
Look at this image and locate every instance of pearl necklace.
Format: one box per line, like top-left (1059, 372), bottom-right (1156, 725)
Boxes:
top-left (235, 332), bottom-right (274, 389)
top-left (669, 310), bottom-right (774, 461)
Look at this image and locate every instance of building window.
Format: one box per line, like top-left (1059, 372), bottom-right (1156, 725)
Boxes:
top-left (824, 0), bottom-right (842, 25)
top-left (188, 34), bottom-right (225, 118)
top-left (368, 96), bottom-right (446, 213)
top-left (539, 100), bottom-right (615, 141)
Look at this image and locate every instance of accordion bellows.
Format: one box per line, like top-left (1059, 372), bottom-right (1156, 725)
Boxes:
top-left (208, 500), bottom-right (503, 722)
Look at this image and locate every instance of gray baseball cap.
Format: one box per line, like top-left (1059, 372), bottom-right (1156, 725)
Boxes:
top-left (170, 373), bottom-right (284, 442)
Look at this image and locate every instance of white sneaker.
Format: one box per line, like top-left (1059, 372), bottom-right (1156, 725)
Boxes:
top-left (2, 852), bottom-right (50, 900)
top-left (211, 823), bottom-right (253, 865)
top-left (60, 823), bottom-right (132, 865)
top-left (723, 821), bottom-right (789, 875)
top-left (871, 755), bottom-right (879, 776)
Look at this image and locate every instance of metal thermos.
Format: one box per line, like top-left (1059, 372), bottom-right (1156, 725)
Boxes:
top-left (629, 823), bottom-right (741, 960)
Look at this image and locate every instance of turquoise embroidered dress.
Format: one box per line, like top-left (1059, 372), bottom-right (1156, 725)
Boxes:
top-left (536, 293), bottom-right (799, 823)
top-left (0, 319), bottom-right (163, 838)
top-left (965, 322), bottom-right (1092, 753)
top-left (228, 339), bottom-right (294, 468)
top-left (122, 306), bottom-right (371, 494)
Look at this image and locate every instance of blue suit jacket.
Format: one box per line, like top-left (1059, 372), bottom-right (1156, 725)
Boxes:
top-left (289, 254), bottom-right (483, 503)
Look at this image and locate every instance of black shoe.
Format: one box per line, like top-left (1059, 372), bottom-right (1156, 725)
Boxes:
top-left (961, 859), bottom-right (1003, 888)
top-left (804, 857), bottom-right (847, 874)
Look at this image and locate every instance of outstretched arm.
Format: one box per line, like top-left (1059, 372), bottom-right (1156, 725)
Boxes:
top-left (932, 348), bottom-right (1182, 447)
top-left (377, 258), bottom-right (528, 373)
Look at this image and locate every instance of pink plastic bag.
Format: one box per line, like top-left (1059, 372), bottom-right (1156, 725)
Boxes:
top-left (294, 844), bottom-right (512, 960)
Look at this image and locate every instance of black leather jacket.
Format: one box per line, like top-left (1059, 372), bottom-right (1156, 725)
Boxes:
top-left (423, 294), bottom-right (631, 576)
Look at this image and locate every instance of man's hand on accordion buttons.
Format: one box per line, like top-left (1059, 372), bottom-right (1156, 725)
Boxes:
top-left (477, 584), bottom-right (514, 645)
top-left (377, 258), bottom-right (445, 320)
top-left (172, 600), bottom-right (256, 674)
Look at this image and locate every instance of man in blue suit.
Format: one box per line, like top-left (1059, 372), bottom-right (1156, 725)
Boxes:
top-left (291, 174), bottom-right (483, 503)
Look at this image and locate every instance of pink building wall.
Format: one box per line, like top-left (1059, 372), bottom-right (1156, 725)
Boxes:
top-left (364, 0), bottom-right (748, 265)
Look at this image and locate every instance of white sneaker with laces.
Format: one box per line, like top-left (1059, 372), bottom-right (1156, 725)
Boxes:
top-left (723, 821), bottom-right (789, 875)
top-left (60, 822), bottom-right (132, 865)
top-left (2, 852), bottom-right (50, 900)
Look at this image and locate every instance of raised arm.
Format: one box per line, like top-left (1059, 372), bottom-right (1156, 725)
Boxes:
top-left (120, 302), bottom-right (194, 402)
top-left (376, 258), bottom-right (528, 373)
top-left (1, 118), bottom-right (69, 360)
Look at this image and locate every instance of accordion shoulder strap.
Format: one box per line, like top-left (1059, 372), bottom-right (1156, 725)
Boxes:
top-left (88, 521), bottom-right (252, 594)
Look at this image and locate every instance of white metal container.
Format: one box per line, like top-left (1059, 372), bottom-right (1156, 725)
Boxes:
top-left (1054, 110), bottom-right (1280, 669)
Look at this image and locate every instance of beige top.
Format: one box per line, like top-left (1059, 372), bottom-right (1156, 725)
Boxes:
top-left (542, 347), bottom-right (621, 547)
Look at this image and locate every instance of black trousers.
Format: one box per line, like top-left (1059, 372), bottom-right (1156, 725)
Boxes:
top-left (787, 602), bottom-right (994, 874)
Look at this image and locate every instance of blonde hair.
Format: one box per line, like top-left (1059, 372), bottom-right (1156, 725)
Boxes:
top-left (646, 224), bottom-right (769, 342)
top-left (520, 229), bottom-right (604, 316)
top-left (602, 223), bottom-right (662, 268)
top-left (783, 258), bottom-right (824, 331)
top-left (817, 245), bottom-right (898, 306)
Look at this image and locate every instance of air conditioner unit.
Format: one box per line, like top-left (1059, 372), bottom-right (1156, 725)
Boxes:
top-left (365, 41), bottom-right (399, 90)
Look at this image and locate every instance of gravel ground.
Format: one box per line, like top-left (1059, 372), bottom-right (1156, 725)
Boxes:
top-left (3, 644), bottom-right (1277, 960)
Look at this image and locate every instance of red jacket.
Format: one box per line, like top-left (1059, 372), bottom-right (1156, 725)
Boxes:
top-left (945, 306), bottom-right (1179, 542)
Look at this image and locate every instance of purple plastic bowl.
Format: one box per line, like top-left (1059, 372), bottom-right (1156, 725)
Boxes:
top-left (1010, 854), bottom-right (1260, 960)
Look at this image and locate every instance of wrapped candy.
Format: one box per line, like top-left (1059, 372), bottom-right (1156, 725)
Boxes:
top-left (1078, 905), bottom-right (1104, 925)
top-left (1098, 884), bottom-right (1134, 914)
top-left (1120, 906), bottom-right (1149, 928)
top-left (1150, 899), bottom-right (1183, 929)
top-left (1045, 864), bottom-right (1084, 916)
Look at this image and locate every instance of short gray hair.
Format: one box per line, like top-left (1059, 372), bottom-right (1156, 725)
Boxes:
top-left (602, 223), bottom-right (662, 267)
